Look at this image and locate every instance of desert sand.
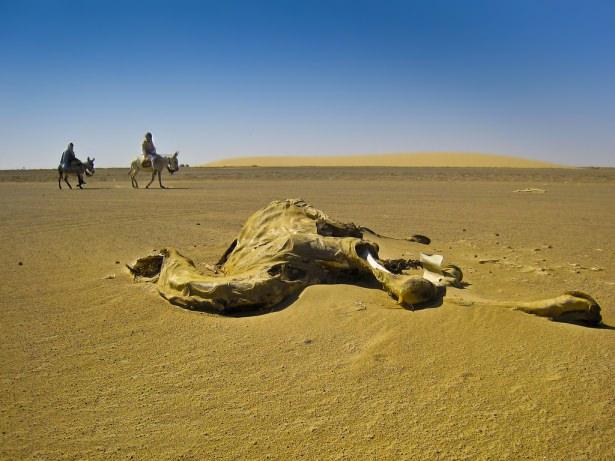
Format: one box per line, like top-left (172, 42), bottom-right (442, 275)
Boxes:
top-left (206, 152), bottom-right (561, 168)
top-left (1, 166), bottom-right (614, 460)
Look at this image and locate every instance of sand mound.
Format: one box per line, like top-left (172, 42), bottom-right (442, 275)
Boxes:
top-left (205, 152), bottom-right (561, 168)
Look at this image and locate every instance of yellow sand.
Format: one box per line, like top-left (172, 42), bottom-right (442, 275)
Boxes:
top-left (206, 152), bottom-right (561, 168)
top-left (1, 166), bottom-right (613, 460)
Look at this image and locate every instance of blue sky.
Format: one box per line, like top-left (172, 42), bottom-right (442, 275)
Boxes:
top-left (0, 0), bottom-right (614, 168)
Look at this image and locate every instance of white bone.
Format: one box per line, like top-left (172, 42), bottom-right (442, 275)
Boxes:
top-left (420, 253), bottom-right (446, 286)
top-left (363, 249), bottom-right (392, 274)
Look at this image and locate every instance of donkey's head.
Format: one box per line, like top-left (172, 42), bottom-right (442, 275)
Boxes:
top-left (84, 157), bottom-right (96, 176)
top-left (167, 151), bottom-right (180, 175)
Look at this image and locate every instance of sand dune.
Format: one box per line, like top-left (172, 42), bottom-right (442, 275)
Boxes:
top-left (206, 152), bottom-right (562, 168)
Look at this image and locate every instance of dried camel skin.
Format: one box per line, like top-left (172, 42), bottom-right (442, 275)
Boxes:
top-left (128, 199), bottom-right (601, 324)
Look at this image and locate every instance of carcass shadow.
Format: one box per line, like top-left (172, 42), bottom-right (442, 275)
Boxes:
top-left (221, 290), bottom-right (302, 317)
top-left (222, 277), bottom-right (448, 317)
top-left (550, 319), bottom-right (615, 329)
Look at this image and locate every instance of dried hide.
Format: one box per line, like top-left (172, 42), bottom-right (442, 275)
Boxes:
top-left (129, 199), bottom-right (443, 314)
top-left (128, 199), bottom-right (601, 324)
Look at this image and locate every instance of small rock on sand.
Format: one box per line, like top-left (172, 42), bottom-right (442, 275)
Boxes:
top-left (479, 258), bottom-right (500, 264)
top-left (513, 188), bottom-right (546, 193)
top-left (407, 234), bottom-right (431, 245)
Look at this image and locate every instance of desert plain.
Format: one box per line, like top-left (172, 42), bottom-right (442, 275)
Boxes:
top-left (1, 165), bottom-right (614, 460)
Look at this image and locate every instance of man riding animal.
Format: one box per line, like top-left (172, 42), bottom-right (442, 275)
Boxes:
top-left (58, 142), bottom-right (95, 189)
top-left (130, 132), bottom-right (179, 188)
top-left (59, 142), bottom-right (86, 187)
top-left (141, 132), bottom-right (159, 168)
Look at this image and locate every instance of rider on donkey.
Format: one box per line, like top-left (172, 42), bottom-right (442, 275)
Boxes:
top-left (60, 142), bottom-right (86, 187)
top-left (141, 132), bottom-right (160, 167)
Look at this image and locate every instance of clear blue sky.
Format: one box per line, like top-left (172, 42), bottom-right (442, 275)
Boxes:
top-left (1, 0), bottom-right (614, 168)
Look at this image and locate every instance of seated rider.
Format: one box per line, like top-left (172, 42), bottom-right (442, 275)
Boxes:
top-left (60, 142), bottom-right (85, 186)
top-left (142, 132), bottom-right (159, 167)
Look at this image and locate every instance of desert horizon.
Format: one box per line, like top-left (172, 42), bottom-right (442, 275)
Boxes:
top-left (0, 151), bottom-right (575, 171)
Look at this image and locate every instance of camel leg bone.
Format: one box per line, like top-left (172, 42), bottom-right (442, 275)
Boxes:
top-left (358, 246), bottom-right (438, 308)
top-left (452, 292), bottom-right (602, 324)
top-left (497, 291), bottom-right (601, 324)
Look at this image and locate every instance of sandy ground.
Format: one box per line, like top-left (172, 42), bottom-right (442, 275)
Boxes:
top-left (1, 167), bottom-right (614, 460)
top-left (205, 152), bottom-right (560, 168)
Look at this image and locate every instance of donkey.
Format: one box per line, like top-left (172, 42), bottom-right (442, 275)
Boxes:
top-left (58, 157), bottom-right (95, 189)
top-left (129, 152), bottom-right (179, 189)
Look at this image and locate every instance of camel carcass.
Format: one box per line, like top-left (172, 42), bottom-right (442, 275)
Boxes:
top-left (128, 199), bottom-right (601, 324)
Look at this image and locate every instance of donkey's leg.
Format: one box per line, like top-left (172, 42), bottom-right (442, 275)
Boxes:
top-left (158, 170), bottom-right (165, 189)
top-left (145, 171), bottom-right (156, 189)
top-left (58, 173), bottom-right (62, 189)
top-left (130, 169), bottom-right (139, 188)
top-left (64, 176), bottom-right (72, 189)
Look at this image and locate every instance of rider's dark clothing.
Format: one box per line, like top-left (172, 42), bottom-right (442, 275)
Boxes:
top-left (60, 148), bottom-right (82, 169)
top-left (60, 147), bottom-right (85, 185)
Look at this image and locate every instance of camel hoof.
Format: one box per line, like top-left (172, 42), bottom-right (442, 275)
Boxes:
top-left (515, 291), bottom-right (602, 325)
top-left (394, 276), bottom-right (438, 308)
top-left (555, 291), bottom-right (602, 325)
